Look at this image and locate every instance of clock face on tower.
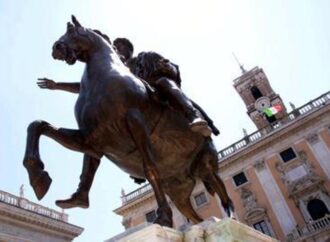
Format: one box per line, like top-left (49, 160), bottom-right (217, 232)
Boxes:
top-left (254, 96), bottom-right (270, 111)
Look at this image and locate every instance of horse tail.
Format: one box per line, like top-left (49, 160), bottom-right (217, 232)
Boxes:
top-left (164, 177), bottom-right (203, 224)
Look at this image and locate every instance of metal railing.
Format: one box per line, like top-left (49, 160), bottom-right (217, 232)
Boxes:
top-left (0, 189), bottom-right (68, 222)
top-left (218, 91), bottom-right (330, 160)
top-left (286, 214), bottom-right (330, 241)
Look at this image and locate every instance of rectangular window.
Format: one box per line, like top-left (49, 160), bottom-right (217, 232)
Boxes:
top-left (145, 210), bottom-right (157, 223)
top-left (194, 192), bottom-right (207, 207)
top-left (233, 172), bottom-right (248, 187)
top-left (279, 147), bottom-right (296, 163)
top-left (253, 220), bottom-right (272, 236)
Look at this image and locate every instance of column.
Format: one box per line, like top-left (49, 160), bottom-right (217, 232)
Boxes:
top-left (307, 133), bottom-right (330, 179)
top-left (254, 159), bottom-right (296, 235)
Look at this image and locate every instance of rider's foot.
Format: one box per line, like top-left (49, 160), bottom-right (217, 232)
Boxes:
top-left (55, 191), bottom-right (89, 209)
top-left (190, 118), bottom-right (212, 137)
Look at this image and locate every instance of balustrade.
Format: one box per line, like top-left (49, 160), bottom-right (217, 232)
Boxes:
top-left (218, 91), bottom-right (330, 161)
top-left (0, 190), bottom-right (68, 222)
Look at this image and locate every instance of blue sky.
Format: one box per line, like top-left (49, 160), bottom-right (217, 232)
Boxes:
top-left (0, 0), bottom-right (329, 241)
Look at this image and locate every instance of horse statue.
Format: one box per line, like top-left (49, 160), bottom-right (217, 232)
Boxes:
top-left (23, 16), bottom-right (234, 227)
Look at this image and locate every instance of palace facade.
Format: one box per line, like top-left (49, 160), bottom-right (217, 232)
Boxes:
top-left (113, 67), bottom-right (330, 242)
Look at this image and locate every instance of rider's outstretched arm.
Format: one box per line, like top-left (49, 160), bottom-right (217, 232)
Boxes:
top-left (37, 78), bottom-right (80, 93)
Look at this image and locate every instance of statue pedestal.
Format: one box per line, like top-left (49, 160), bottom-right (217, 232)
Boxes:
top-left (105, 218), bottom-right (279, 242)
top-left (105, 223), bottom-right (182, 242)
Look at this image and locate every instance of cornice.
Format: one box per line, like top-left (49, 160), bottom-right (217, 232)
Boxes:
top-left (0, 201), bottom-right (83, 238)
top-left (113, 192), bottom-right (155, 216)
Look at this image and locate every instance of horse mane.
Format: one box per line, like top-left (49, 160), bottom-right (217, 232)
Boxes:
top-left (71, 26), bottom-right (112, 50)
top-left (92, 29), bottom-right (111, 44)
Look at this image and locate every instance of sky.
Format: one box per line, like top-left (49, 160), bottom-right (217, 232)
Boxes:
top-left (0, 0), bottom-right (330, 241)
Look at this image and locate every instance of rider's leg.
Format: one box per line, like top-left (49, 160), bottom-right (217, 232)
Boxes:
top-left (56, 155), bottom-right (100, 209)
top-left (154, 77), bottom-right (211, 137)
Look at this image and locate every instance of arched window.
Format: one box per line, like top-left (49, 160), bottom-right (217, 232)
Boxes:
top-left (307, 199), bottom-right (329, 220)
top-left (250, 86), bottom-right (263, 100)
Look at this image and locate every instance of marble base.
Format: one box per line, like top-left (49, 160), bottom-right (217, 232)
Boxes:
top-left (105, 223), bottom-right (181, 242)
top-left (105, 218), bottom-right (279, 242)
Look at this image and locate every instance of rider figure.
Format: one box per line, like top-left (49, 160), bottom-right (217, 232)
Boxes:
top-left (37, 36), bottom-right (219, 209)
top-left (113, 38), bottom-right (219, 136)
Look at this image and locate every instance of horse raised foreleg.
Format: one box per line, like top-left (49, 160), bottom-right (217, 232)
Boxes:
top-left (23, 120), bottom-right (101, 200)
top-left (126, 108), bottom-right (173, 227)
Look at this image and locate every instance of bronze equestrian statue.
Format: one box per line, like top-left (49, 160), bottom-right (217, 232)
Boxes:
top-left (24, 16), bottom-right (234, 227)
top-left (37, 36), bottom-right (221, 207)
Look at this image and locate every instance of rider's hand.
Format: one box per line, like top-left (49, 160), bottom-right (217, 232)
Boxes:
top-left (37, 78), bottom-right (57, 90)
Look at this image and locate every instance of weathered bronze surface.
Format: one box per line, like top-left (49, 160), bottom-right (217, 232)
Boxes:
top-left (24, 16), bottom-right (233, 227)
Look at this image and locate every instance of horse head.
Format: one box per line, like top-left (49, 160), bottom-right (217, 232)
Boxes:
top-left (52, 15), bottom-right (109, 65)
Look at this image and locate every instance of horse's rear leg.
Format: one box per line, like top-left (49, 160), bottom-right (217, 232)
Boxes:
top-left (175, 196), bottom-right (203, 224)
top-left (166, 180), bottom-right (203, 224)
top-left (23, 120), bottom-right (100, 200)
top-left (197, 144), bottom-right (235, 218)
top-left (126, 109), bottom-right (173, 227)
top-left (204, 171), bottom-right (235, 218)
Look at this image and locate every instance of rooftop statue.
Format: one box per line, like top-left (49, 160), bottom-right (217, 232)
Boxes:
top-left (23, 16), bottom-right (234, 227)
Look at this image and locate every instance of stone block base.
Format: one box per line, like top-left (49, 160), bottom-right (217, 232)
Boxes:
top-left (105, 218), bottom-right (279, 242)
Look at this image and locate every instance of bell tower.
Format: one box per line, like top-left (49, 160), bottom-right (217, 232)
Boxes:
top-left (233, 66), bottom-right (287, 130)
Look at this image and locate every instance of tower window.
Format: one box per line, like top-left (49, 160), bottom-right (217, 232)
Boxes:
top-left (279, 148), bottom-right (296, 163)
top-left (251, 86), bottom-right (263, 100)
top-left (145, 210), bottom-right (157, 223)
top-left (194, 192), bottom-right (208, 207)
top-left (253, 220), bottom-right (272, 236)
top-left (307, 199), bottom-right (329, 220)
top-left (233, 172), bottom-right (248, 187)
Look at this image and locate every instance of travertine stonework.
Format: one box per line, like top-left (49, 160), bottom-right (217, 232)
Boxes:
top-left (0, 190), bottom-right (83, 242)
top-left (105, 218), bottom-right (279, 242)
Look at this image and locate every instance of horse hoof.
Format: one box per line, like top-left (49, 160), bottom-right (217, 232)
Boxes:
top-left (223, 200), bottom-right (235, 218)
top-left (154, 207), bottom-right (173, 228)
top-left (55, 192), bottom-right (89, 209)
top-left (32, 171), bottom-right (52, 200)
top-left (154, 217), bottom-right (173, 228)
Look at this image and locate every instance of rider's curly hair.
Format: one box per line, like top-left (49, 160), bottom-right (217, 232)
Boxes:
top-left (113, 38), bottom-right (134, 54)
top-left (134, 52), bottom-right (181, 87)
